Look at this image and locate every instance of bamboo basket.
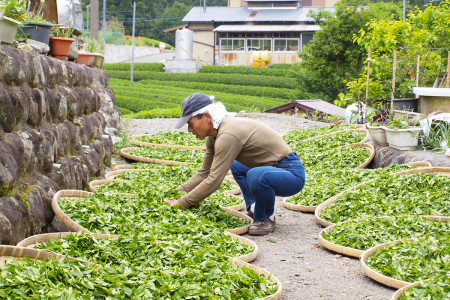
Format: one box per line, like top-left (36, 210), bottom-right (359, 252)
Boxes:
top-left (224, 188), bottom-right (242, 196)
top-left (302, 128), bottom-right (370, 143)
top-left (282, 197), bottom-right (316, 213)
top-left (88, 178), bottom-right (137, 196)
top-left (318, 215), bottom-right (449, 259)
top-left (225, 231), bottom-right (259, 263)
top-left (221, 196), bottom-right (245, 211)
top-left (315, 167), bottom-right (450, 227)
top-left (221, 206), bottom-right (253, 235)
top-left (120, 147), bottom-right (192, 166)
top-left (0, 245), bottom-right (95, 267)
top-left (17, 232), bottom-right (120, 249)
top-left (360, 238), bottom-right (425, 289)
top-left (105, 169), bottom-right (149, 179)
top-left (318, 223), bottom-right (365, 258)
top-left (390, 282), bottom-right (422, 300)
top-left (283, 161), bottom-right (430, 213)
top-left (130, 134), bottom-right (207, 150)
top-left (345, 142), bottom-right (375, 169)
top-left (405, 161), bottom-right (432, 168)
top-left (391, 166), bottom-right (450, 176)
top-left (229, 258), bottom-right (282, 300)
top-left (52, 190), bottom-right (94, 233)
top-left (113, 164), bottom-right (133, 170)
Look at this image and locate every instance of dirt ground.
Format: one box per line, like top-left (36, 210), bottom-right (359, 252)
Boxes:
top-left (119, 114), bottom-right (397, 300)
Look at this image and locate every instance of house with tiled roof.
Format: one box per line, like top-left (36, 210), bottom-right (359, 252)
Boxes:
top-left (181, 0), bottom-right (336, 65)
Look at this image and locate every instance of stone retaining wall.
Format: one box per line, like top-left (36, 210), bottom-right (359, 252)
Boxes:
top-left (0, 45), bottom-right (120, 244)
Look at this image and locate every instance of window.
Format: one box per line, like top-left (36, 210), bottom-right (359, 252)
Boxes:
top-left (247, 38), bottom-right (272, 51)
top-left (301, 33), bottom-right (314, 50)
top-left (274, 38), bottom-right (299, 52)
top-left (220, 38), bottom-right (245, 52)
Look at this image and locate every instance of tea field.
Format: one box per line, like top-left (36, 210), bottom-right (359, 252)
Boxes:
top-left (104, 63), bottom-right (298, 118)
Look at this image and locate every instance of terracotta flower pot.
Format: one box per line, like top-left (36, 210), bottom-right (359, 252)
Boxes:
top-left (49, 37), bottom-right (74, 60)
top-left (76, 52), bottom-right (95, 66)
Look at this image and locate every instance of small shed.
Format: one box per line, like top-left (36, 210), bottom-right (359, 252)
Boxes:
top-left (265, 100), bottom-right (346, 117)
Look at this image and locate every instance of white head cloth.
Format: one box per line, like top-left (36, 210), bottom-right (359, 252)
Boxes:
top-left (192, 101), bottom-right (236, 129)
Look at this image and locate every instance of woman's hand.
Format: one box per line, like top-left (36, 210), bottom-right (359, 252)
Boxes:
top-left (164, 199), bottom-right (181, 208)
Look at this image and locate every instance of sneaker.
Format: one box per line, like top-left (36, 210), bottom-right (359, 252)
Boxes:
top-left (247, 209), bottom-right (254, 219)
top-left (248, 217), bottom-right (276, 236)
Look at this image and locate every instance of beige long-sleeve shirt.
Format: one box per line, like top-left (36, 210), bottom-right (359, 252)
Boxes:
top-left (178, 116), bottom-right (292, 209)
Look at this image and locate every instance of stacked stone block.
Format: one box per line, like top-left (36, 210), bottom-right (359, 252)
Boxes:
top-left (0, 45), bottom-right (120, 244)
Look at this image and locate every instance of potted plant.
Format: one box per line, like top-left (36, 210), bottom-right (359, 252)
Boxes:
top-left (19, 1), bottom-right (53, 45)
top-left (49, 26), bottom-right (74, 60)
top-left (90, 38), bottom-right (105, 68)
top-left (0, 0), bottom-right (27, 44)
top-left (367, 104), bottom-right (391, 146)
top-left (76, 37), bottom-right (95, 66)
top-left (382, 114), bottom-right (423, 150)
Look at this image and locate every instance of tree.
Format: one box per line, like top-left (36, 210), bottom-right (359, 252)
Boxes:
top-left (346, 0), bottom-right (450, 103)
top-left (297, 1), bottom-right (402, 103)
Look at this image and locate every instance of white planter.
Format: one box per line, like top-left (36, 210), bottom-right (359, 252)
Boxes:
top-left (367, 125), bottom-right (388, 146)
top-left (383, 127), bottom-right (422, 151)
top-left (0, 16), bottom-right (22, 44)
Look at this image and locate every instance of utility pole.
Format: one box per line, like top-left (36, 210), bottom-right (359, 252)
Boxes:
top-left (103, 0), bottom-right (106, 48)
top-left (403, 0), bottom-right (405, 22)
top-left (131, 2), bottom-right (136, 82)
top-left (90, 0), bottom-right (99, 39)
top-left (86, 4), bottom-right (90, 32)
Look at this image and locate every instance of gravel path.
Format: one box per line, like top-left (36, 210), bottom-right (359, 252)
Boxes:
top-left (120, 113), bottom-right (395, 300)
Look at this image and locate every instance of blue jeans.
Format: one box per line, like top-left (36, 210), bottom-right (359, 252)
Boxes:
top-left (231, 152), bottom-right (306, 222)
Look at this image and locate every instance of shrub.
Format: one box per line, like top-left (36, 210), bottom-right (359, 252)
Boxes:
top-left (107, 70), bottom-right (296, 89)
top-left (103, 63), bottom-right (165, 72)
top-left (199, 65), bottom-right (288, 77)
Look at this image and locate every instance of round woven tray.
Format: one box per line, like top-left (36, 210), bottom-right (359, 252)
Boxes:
top-left (318, 223), bottom-right (365, 258)
top-left (228, 258), bottom-right (282, 300)
top-left (221, 206), bottom-right (253, 235)
top-left (224, 231), bottom-right (259, 263)
top-left (221, 196), bottom-right (245, 211)
top-left (0, 245), bottom-right (95, 267)
top-left (282, 197), bottom-right (316, 213)
top-left (405, 161), bottom-right (432, 168)
top-left (390, 282), bottom-right (422, 300)
top-left (315, 167), bottom-right (450, 227)
top-left (88, 178), bottom-right (137, 196)
top-left (344, 142), bottom-right (375, 169)
top-left (391, 166), bottom-right (450, 176)
top-left (105, 168), bottom-right (149, 179)
top-left (318, 215), bottom-right (449, 259)
top-left (113, 164), bottom-right (133, 170)
top-left (302, 128), bottom-right (370, 143)
top-left (360, 238), bottom-right (425, 289)
top-left (283, 161), bottom-right (431, 214)
top-left (52, 190), bottom-right (94, 233)
top-left (130, 134), bottom-right (207, 151)
top-left (16, 232), bottom-right (120, 248)
top-left (120, 147), bottom-right (192, 166)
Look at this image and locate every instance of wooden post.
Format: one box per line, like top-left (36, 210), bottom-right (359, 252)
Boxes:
top-left (445, 51), bottom-right (450, 88)
top-left (391, 49), bottom-right (397, 114)
top-left (415, 55), bottom-right (420, 98)
top-left (364, 47), bottom-right (371, 123)
top-left (357, 79), bottom-right (361, 121)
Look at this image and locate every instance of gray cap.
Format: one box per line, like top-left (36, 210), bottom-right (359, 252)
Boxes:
top-left (174, 92), bottom-right (214, 128)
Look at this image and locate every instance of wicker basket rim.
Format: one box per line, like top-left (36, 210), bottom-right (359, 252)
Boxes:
top-left (360, 237), bottom-right (426, 289)
top-left (315, 167), bottom-right (450, 227)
